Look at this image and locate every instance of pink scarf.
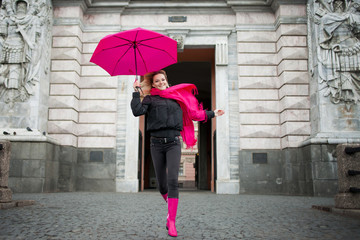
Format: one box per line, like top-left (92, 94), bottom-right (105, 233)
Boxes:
top-left (151, 84), bottom-right (207, 148)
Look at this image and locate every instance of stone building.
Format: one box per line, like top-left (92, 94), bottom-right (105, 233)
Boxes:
top-left (1, 0), bottom-right (359, 196)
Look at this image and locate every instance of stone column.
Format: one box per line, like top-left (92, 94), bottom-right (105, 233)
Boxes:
top-left (0, 141), bottom-right (12, 203)
top-left (335, 144), bottom-right (360, 209)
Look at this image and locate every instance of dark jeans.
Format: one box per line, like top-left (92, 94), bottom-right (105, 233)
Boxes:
top-left (150, 137), bottom-right (181, 199)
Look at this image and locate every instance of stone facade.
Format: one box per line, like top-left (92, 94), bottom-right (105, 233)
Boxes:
top-left (1, 0), bottom-right (359, 196)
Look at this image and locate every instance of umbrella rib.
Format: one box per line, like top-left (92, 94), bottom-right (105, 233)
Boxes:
top-left (138, 35), bottom-right (164, 44)
top-left (138, 43), bottom-right (177, 62)
top-left (135, 46), bottom-right (149, 74)
top-left (98, 43), bottom-right (132, 53)
top-left (112, 44), bottom-right (134, 75)
top-left (113, 36), bottom-right (134, 43)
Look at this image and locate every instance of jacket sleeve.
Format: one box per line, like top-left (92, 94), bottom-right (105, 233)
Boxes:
top-left (131, 92), bottom-right (150, 116)
top-left (205, 110), bottom-right (215, 119)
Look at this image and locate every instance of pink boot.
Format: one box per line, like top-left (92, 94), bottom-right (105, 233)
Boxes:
top-left (168, 198), bottom-right (179, 237)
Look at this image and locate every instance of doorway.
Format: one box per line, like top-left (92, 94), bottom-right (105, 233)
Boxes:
top-left (138, 48), bottom-right (216, 192)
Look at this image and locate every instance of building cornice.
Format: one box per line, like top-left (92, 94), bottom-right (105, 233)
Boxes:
top-left (52, 0), bottom-right (306, 15)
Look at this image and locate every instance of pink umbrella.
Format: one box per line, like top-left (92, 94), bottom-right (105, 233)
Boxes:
top-left (90, 27), bottom-right (178, 78)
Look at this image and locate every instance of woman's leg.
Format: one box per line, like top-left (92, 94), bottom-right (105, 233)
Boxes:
top-left (166, 140), bottom-right (181, 237)
top-left (166, 141), bottom-right (181, 199)
top-left (150, 143), bottom-right (168, 196)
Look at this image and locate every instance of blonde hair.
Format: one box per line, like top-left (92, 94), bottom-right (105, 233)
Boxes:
top-left (140, 70), bottom-right (169, 99)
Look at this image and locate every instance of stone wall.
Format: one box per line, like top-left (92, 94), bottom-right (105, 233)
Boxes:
top-left (9, 142), bottom-right (60, 193)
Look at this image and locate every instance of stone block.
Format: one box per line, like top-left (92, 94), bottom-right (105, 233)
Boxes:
top-left (82, 43), bottom-right (98, 54)
top-left (277, 47), bottom-right (308, 62)
top-left (280, 96), bottom-right (310, 110)
top-left (281, 135), bottom-right (309, 148)
top-left (53, 6), bottom-right (83, 18)
top-left (279, 71), bottom-right (309, 85)
top-left (240, 113), bottom-right (279, 125)
top-left (238, 42), bottom-right (276, 53)
top-left (240, 125), bottom-right (280, 138)
top-left (48, 121), bottom-right (77, 135)
top-left (15, 200), bottom-right (35, 207)
top-left (277, 36), bottom-right (307, 49)
top-left (83, 13), bottom-right (121, 25)
top-left (49, 95), bottom-right (79, 109)
top-left (238, 53), bottom-right (277, 65)
top-left (51, 48), bottom-right (82, 61)
top-left (79, 112), bottom-right (117, 124)
top-left (52, 37), bottom-right (82, 51)
top-left (9, 159), bottom-right (22, 177)
top-left (239, 89), bottom-right (278, 100)
top-left (280, 109), bottom-right (309, 123)
top-left (335, 193), bottom-right (360, 209)
top-left (239, 100), bottom-right (279, 113)
top-left (80, 89), bottom-right (117, 100)
top-left (82, 32), bottom-right (113, 42)
top-left (0, 141), bottom-right (11, 187)
top-left (237, 31), bottom-right (276, 42)
top-left (78, 137), bottom-right (116, 148)
top-left (50, 84), bottom-right (80, 98)
top-left (276, 24), bottom-right (307, 39)
top-left (239, 76), bottom-right (279, 89)
top-left (50, 71), bottom-right (80, 84)
top-left (81, 65), bottom-right (109, 76)
top-left (76, 178), bottom-right (115, 192)
top-left (239, 65), bottom-right (277, 77)
top-left (236, 12), bottom-right (275, 24)
top-left (0, 188), bottom-right (12, 203)
top-left (51, 60), bottom-right (81, 74)
top-left (79, 99), bottom-right (117, 112)
top-left (52, 25), bottom-right (83, 38)
top-left (278, 60), bottom-right (308, 74)
top-left (240, 138), bottom-right (281, 150)
top-left (78, 76), bottom-right (117, 88)
top-left (49, 108), bottom-right (78, 122)
top-left (77, 123), bottom-right (116, 136)
top-left (281, 122), bottom-right (310, 137)
top-left (48, 134), bottom-right (78, 147)
top-left (336, 144), bottom-right (360, 193)
top-left (22, 160), bottom-right (45, 178)
top-left (276, 5), bottom-right (306, 17)
top-left (0, 201), bottom-right (16, 209)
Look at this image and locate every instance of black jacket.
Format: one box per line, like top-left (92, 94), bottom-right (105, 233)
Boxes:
top-left (131, 92), bottom-right (214, 137)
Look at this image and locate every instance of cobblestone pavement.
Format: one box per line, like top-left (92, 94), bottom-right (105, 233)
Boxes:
top-left (1, 191), bottom-right (360, 240)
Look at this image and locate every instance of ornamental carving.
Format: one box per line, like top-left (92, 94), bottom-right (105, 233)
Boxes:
top-left (0, 0), bottom-right (51, 108)
top-left (315, 0), bottom-right (360, 110)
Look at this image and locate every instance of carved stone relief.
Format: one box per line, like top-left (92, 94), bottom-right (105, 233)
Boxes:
top-left (314, 0), bottom-right (360, 110)
top-left (0, 0), bottom-right (52, 108)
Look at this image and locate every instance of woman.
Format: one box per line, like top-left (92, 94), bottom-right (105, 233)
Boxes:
top-left (131, 70), bottom-right (224, 237)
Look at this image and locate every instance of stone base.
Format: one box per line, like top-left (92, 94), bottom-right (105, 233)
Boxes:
top-left (0, 187), bottom-right (12, 203)
top-left (335, 193), bottom-right (360, 209)
top-left (0, 200), bottom-right (35, 209)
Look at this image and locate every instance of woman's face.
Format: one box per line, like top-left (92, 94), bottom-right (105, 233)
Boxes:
top-left (152, 73), bottom-right (168, 90)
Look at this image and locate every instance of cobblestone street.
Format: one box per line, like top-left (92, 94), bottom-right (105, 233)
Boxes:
top-left (1, 191), bottom-right (360, 239)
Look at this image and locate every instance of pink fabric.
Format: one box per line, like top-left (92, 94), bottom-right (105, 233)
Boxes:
top-left (151, 84), bottom-right (207, 148)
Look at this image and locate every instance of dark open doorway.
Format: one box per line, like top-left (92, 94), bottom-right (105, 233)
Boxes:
top-left (139, 48), bottom-right (216, 192)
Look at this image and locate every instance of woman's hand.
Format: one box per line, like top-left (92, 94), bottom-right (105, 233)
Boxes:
top-left (214, 109), bottom-right (225, 117)
top-left (133, 80), bottom-right (142, 93)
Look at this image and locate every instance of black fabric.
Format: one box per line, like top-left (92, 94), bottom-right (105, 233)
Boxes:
top-left (131, 92), bottom-right (215, 137)
top-left (150, 137), bottom-right (181, 199)
top-left (131, 92), bottom-right (183, 137)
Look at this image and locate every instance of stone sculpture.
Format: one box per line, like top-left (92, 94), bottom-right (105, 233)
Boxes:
top-left (0, 0), bottom-right (51, 108)
top-left (315, 0), bottom-right (360, 110)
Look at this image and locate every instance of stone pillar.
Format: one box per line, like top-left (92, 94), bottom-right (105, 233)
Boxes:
top-left (335, 144), bottom-right (360, 209)
top-left (0, 141), bottom-right (12, 203)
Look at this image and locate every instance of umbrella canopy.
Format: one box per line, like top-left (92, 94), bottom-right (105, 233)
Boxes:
top-left (90, 27), bottom-right (178, 77)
